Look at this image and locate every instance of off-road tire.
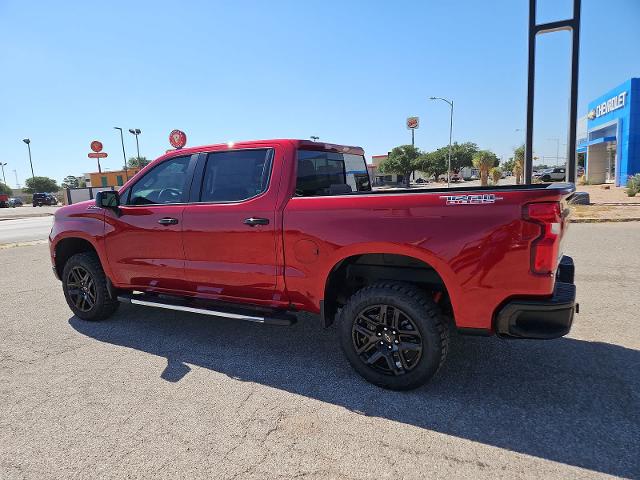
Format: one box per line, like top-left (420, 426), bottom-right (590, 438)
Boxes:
top-left (62, 252), bottom-right (119, 321)
top-left (338, 282), bottom-right (449, 390)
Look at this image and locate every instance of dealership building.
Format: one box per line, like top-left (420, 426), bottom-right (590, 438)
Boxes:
top-left (577, 78), bottom-right (639, 186)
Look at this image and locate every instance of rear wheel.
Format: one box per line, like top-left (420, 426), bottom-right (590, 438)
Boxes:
top-left (62, 252), bottom-right (119, 321)
top-left (338, 282), bottom-right (449, 390)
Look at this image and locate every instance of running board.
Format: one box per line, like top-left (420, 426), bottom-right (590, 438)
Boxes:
top-left (117, 293), bottom-right (296, 326)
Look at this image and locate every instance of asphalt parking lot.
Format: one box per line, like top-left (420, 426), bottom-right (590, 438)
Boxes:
top-left (1, 223), bottom-right (639, 479)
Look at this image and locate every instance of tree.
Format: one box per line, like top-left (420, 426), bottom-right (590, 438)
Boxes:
top-left (0, 182), bottom-right (11, 195)
top-left (501, 157), bottom-right (516, 174)
top-left (472, 150), bottom-right (498, 186)
top-left (61, 175), bottom-right (80, 189)
top-left (379, 145), bottom-right (421, 187)
top-left (23, 176), bottom-right (59, 193)
top-left (126, 156), bottom-right (150, 169)
top-left (421, 142), bottom-right (478, 177)
top-left (415, 151), bottom-right (447, 180)
top-left (513, 144), bottom-right (525, 185)
top-left (490, 166), bottom-right (502, 185)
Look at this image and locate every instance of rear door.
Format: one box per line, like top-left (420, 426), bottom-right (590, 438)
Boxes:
top-left (181, 147), bottom-right (281, 305)
top-left (104, 154), bottom-right (197, 291)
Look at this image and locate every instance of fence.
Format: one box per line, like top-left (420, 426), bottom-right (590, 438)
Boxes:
top-left (64, 186), bottom-right (116, 205)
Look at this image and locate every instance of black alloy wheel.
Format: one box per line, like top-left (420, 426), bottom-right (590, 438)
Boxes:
top-left (62, 252), bottom-right (120, 321)
top-left (66, 265), bottom-right (97, 312)
top-left (352, 304), bottom-right (423, 376)
top-left (339, 282), bottom-right (449, 390)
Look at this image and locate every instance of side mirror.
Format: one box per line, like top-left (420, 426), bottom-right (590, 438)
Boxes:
top-left (96, 190), bottom-right (120, 209)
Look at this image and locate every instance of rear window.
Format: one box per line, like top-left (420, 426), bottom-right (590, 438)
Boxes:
top-left (296, 150), bottom-right (370, 196)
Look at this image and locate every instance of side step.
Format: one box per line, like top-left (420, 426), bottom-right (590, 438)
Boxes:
top-left (117, 292), bottom-right (296, 326)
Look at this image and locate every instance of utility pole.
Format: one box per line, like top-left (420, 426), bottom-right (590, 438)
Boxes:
top-left (22, 138), bottom-right (35, 181)
top-left (114, 127), bottom-right (129, 180)
top-left (0, 162), bottom-right (6, 184)
top-left (129, 129), bottom-right (142, 163)
top-left (429, 97), bottom-right (454, 187)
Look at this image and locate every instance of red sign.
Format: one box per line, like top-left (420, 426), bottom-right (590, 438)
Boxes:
top-left (406, 117), bottom-right (419, 129)
top-left (88, 152), bottom-right (108, 158)
top-left (169, 129), bottom-right (187, 149)
top-left (90, 140), bottom-right (103, 152)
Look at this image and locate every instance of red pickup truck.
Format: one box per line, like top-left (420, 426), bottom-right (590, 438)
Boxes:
top-left (49, 139), bottom-right (577, 390)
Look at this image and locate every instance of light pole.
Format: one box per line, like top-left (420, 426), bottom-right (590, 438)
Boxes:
top-left (22, 138), bottom-right (35, 182)
top-left (310, 136), bottom-right (319, 142)
top-left (0, 162), bottom-right (6, 185)
top-left (429, 97), bottom-right (454, 187)
top-left (128, 129), bottom-right (142, 164)
top-left (13, 170), bottom-right (20, 189)
top-left (114, 127), bottom-right (129, 180)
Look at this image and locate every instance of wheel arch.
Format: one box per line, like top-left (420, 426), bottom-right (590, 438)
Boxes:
top-left (320, 248), bottom-right (456, 328)
top-left (54, 236), bottom-right (101, 280)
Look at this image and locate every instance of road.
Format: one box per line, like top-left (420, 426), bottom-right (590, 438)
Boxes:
top-left (0, 223), bottom-right (638, 479)
top-left (0, 216), bottom-right (53, 244)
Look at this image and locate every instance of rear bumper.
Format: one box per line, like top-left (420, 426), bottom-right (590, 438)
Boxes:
top-left (495, 256), bottom-right (576, 339)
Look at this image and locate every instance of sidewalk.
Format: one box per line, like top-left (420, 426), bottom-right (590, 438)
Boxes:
top-left (570, 184), bottom-right (640, 223)
top-left (0, 205), bottom-right (61, 221)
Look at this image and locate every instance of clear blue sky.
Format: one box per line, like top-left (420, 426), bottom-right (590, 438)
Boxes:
top-left (1, 0), bottom-right (639, 186)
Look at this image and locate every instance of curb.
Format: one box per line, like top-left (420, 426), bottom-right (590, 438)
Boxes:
top-left (570, 217), bottom-right (640, 223)
top-left (0, 213), bottom-right (54, 222)
top-left (0, 239), bottom-right (48, 249)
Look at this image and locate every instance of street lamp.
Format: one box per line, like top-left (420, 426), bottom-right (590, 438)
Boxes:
top-left (128, 129), bottom-right (142, 163)
top-left (22, 138), bottom-right (35, 182)
top-left (310, 136), bottom-right (319, 142)
top-left (114, 127), bottom-right (129, 180)
top-left (0, 162), bottom-right (6, 185)
top-left (429, 97), bottom-right (454, 187)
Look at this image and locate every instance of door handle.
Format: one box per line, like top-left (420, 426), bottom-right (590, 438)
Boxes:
top-left (158, 217), bottom-right (179, 225)
top-left (243, 217), bottom-right (270, 226)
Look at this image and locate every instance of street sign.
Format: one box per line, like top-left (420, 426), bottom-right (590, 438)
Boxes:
top-left (90, 140), bottom-right (103, 152)
top-left (406, 117), bottom-right (419, 130)
top-left (88, 152), bottom-right (108, 158)
top-left (169, 129), bottom-right (187, 149)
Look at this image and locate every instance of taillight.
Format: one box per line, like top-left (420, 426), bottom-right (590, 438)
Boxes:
top-left (523, 202), bottom-right (562, 275)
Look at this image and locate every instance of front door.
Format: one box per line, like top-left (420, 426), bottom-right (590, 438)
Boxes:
top-left (104, 154), bottom-right (195, 292)
top-left (182, 148), bottom-right (280, 305)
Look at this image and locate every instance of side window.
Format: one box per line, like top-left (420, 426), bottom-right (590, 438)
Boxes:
top-left (127, 156), bottom-right (191, 205)
top-left (200, 149), bottom-right (273, 202)
top-left (296, 150), bottom-right (371, 196)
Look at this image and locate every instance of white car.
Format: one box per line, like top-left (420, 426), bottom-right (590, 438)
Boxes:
top-left (536, 168), bottom-right (566, 182)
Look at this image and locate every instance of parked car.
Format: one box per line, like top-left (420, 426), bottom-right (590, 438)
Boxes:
top-left (0, 194), bottom-right (9, 208)
top-left (415, 178), bottom-right (427, 184)
top-left (8, 197), bottom-right (23, 207)
top-left (50, 139), bottom-right (577, 390)
top-left (32, 192), bottom-right (58, 207)
top-left (537, 168), bottom-right (566, 182)
top-left (449, 172), bottom-right (463, 182)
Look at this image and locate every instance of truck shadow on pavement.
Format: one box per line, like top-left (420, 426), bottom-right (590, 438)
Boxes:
top-left (69, 306), bottom-right (639, 478)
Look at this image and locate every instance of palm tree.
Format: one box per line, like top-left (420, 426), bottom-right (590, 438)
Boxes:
top-left (472, 150), bottom-right (498, 186)
top-left (490, 167), bottom-right (502, 185)
top-left (514, 145), bottom-right (525, 185)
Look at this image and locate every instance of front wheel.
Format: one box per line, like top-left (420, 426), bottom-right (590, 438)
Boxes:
top-left (62, 252), bottom-right (119, 321)
top-left (338, 282), bottom-right (449, 390)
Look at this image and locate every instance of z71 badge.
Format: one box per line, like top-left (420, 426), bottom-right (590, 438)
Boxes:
top-left (440, 194), bottom-right (503, 205)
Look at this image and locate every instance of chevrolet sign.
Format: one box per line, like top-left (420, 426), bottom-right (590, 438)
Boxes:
top-left (588, 91), bottom-right (627, 120)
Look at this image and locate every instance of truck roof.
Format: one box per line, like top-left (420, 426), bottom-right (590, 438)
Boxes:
top-left (158, 139), bottom-right (365, 161)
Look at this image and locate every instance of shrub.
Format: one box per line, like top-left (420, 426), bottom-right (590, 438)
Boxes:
top-left (626, 174), bottom-right (640, 197)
